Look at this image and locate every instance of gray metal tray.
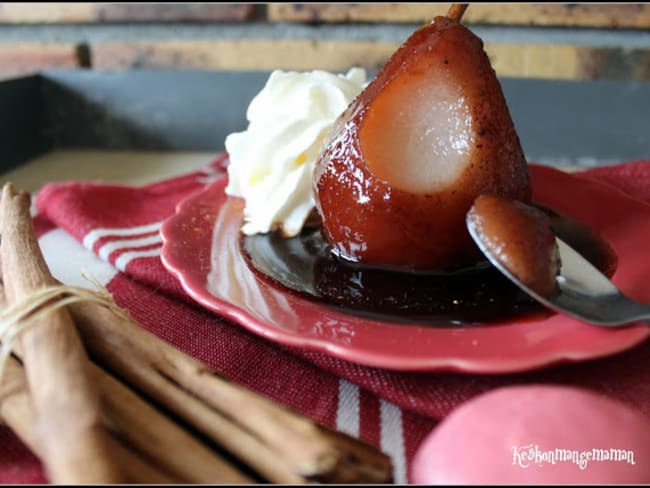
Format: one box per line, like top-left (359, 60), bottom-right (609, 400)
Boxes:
top-left (1, 69), bottom-right (649, 171)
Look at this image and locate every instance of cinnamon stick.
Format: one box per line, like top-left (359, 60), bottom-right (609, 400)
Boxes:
top-left (88, 332), bottom-right (305, 484)
top-left (0, 305), bottom-right (252, 484)
top-left (0, 184), bottom-right (123, 484)
top-left (94, 360), bottom-right (254, 484)
top-left (0, 279), bottom-right (175, 484)
top-left (0, 346), bottom-right (255, 483)
top-left (70, 294), bottom-right (393, 483)
top-left (0, 355), bottom-right (180, 484)
top-left (447, 3), bottom-right (468, 23)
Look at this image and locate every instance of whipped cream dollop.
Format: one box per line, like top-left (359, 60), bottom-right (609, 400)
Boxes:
top-left (225, 67), bottom-right (367, 236)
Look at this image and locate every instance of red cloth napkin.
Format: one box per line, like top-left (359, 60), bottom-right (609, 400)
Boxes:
top-left (3, 156), bottom-right (650, 483)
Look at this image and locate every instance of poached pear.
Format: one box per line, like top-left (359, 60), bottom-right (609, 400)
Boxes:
top-left (313, 15), bottom-right (531, 270)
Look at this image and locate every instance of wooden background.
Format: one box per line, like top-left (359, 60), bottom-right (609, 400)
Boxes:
top-left (0, 3), bottom-right (649, 81)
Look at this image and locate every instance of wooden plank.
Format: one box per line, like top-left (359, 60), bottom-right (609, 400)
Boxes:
top-left (91, 39), bottom-right (398, 73)
top-left (0, 3), bottom-right (254, 23)
top-left (97, 3), bottom-right (254, 22)
top-left (0, 3), bottom-right (98, 23)
top-left (0, 43), bottom-right (81, 80)
top-left (90, 39), bottom-right (650, 81)
top-left (268, 3), bottom-right (650, 28)
top-left (267, 3), bottom-right (448, 23)
top-left (0, 2), bottom-right (647, 27)
top-left (466, 3), bottom-right (650, 28)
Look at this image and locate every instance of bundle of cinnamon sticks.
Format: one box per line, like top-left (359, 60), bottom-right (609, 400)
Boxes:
top-left (0, 183), bottom-right (393, 484)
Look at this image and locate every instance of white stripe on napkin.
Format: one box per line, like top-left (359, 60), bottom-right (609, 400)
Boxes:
top-left (97, 234), bottom-right (162, 262)
top-left (82, 221), bottom-right (163, 250)
top-left (39, 228), bottom-right (118, 288)
top-left (114, 247), bottom-right (162, 272)
top-left (380, 400), bottom-right (407, 484)
top-left (336, 379), bottom-right (360, 438)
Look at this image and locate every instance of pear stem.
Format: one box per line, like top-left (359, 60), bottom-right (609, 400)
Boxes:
top-left (447, 3), bottom-right (469, 23)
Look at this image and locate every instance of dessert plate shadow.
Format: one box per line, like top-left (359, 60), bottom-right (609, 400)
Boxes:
top-left (160, 165), bottom-right (650, 373)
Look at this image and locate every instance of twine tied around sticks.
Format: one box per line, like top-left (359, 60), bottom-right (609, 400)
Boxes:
top-left (0, 271), bottom-right (132, 381)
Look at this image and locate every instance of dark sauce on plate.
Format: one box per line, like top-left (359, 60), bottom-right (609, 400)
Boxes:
top-left (241, 205), bottom-right (617, 326)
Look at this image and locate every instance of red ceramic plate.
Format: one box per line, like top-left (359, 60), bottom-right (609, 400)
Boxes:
top-left (160, 165), bottom-right (650, 373)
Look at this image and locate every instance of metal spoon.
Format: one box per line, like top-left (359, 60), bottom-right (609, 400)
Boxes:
top-left (467, 223), bottom-right (650, 328)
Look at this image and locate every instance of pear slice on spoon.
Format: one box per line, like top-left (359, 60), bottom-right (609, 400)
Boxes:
top-left (466, 194), bottom-right (650, 328)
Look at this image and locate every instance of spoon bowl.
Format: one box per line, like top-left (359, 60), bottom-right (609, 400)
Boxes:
top-left (467, 220), bottom-right (650, 328)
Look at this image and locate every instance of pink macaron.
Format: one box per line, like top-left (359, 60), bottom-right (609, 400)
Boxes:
top-left (411, 384), bottom-right (650, 484)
